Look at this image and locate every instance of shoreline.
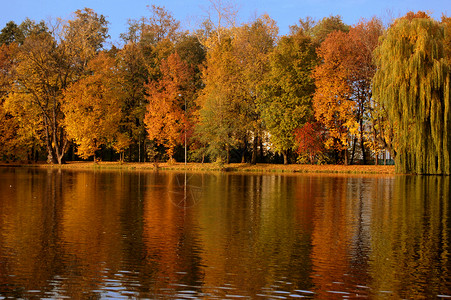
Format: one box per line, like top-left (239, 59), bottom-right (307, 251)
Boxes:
top-left (0, 161), bottom-right (395, 175)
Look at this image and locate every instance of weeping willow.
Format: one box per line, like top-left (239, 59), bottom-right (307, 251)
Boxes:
top-left (373, 17), bottom-right (450, 174)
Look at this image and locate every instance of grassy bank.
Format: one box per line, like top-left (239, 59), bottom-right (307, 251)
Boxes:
top-left (1, 161), bottom-right (395, 174)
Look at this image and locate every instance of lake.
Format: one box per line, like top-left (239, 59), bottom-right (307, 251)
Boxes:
top-left (0, 167), bottom-right (449, 299)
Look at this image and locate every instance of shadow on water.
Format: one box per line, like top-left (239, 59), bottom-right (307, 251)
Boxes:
top-left (0, 168), bottom-right (449, 298)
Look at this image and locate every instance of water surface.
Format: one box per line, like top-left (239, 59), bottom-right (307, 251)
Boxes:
top-left (0, 168), bottom-right (449, 299)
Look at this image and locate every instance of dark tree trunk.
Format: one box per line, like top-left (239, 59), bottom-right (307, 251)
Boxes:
top-left (344, 149), bottom-right (348, 165)
top-left (251, 133), bottom-right (258, 165)
top-left (360, 121), bottom-right (367, 164)
top-left (282, 150), bottom-right (288, 165)
top-left (350, 136), bottom-right (357, 165)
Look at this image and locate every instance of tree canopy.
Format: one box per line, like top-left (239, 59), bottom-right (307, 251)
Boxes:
top-left (373, 16), bottom-right (450, 174)
top-left (0, 8), bottom-right (449, 172)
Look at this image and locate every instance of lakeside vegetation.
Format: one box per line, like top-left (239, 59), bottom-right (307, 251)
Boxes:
top-left (1, 161), bottom-right (395, 175)
top-left (0, 4), bottom-right (449, 174)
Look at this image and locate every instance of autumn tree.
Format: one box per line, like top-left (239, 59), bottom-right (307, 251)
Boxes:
top-left (344, 18), bottom-right (384, 164)
top-left (260, 28), bottom-right (317, 164)
top-left (118, 5), bottom-right (182, 161)
top-left (295, 122), bottom-right (326, 164)
top-left (4, 9), bottom-right (109, 164)
top-left (195, 31), bottom-right (242, 163)
top-left (144, 52), bottom-right (194, 161)
top-left (291, 15), bottom-right (349, 45)
top-left (0, 43), bottom-right (23, 160)
top-left (233, 15), bottom-right (278, 164)
top-left (312, 18), bottom-right (383, 165)
top-left (62, 52), bottom-right (127, 160)
top-left (313, 30), bottom-right (356, 165)
top-left (373, 13), bottom-right (450, 174)
top-left (0, 19), bottom-right (49, 161)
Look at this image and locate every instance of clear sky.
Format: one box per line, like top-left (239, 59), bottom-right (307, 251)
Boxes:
top-left (1, 0), bottom-right (449, 45)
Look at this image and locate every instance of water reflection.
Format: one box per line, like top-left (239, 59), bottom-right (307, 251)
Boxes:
top-left (0, 168), bottom-right (449, 299)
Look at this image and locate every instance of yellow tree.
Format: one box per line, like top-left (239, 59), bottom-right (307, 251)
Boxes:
top-left (5, 9), bottom-right (109, 164)
top-left (0, 43), bottom-right (44, 161)
top-left (0, 43), bottom-right (24, 160)
top-left (144, 52), bottom-right (194, 161)
top-left (62, 52), bottom-right (127, 160)
top-left (195, 30), bottom-right (244, 163)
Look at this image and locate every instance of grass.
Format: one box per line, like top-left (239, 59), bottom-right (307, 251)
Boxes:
top-left (1, 161), bottom-right (396, 175)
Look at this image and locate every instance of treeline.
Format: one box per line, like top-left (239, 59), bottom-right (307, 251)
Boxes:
top-left (0, 5), bottom-right (449, 174)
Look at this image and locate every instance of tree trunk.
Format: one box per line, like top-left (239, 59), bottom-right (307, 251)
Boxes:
top-left (226, 144), bottom-right (230, 164)
top-left (344, 149), bottom-right (348, 165)
top-left (282, 150), bottom-right (288, 165)
top-left (251, 133), bottom-right (258, 165)
top-left (350, 136), bottom-right (357, 165)
top-left (242, 136), bottom-right (248, 163)
top-left (360, 129), bottom-right (367, 165)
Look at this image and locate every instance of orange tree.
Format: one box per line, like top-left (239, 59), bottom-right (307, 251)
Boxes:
top-left (313, 30), bottom-right (356, 165)
top-left (313, 18), bottom-right (383, 165)
top-left (144, 52), bottom-right (194, 161)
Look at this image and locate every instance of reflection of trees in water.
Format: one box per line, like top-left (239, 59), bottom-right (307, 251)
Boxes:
top-left (309, 175), bottom-right (450, 298)
top-left (369, 176), bottom-right (450, 298)
top-left (0, 170), bottom-right (449, 298)
top-left (0, 168), bottom-right (66, 299)
top-left (197, 174), bottom-right (314, 296)
top-left (141, 172), bottom-right (205, 296)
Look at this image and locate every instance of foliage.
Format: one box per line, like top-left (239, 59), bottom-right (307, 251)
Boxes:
top-left (0, 8), bottom-right (450, 170)
top-left (195, 32), bottom-right (241, 163)
top-left (0, 19), bottom-right (47, 46)
top-left (373, 14), bottom-right (450, 174)
top-left (63, 52), bottom-right (126, 159)
top-left (144, 52), bottom-right (194, 160)
top-left (4, 9), bottom-right (109, 164)
top-left (313, 30), bottom-right (357, 164)
top-left (260, 29), bottom-right (317, 164)
top-left (295, 122), bottom-right (326, 164)
top-left (313, 18), bottom-right (383, 165)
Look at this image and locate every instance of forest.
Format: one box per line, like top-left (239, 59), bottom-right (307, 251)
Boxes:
top-left (0, 5), bottom-right (450, 174)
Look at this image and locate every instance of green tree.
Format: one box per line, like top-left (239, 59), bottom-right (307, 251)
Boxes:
top-left (233, 14), bottom-right (278, 164)
top-left (195, 32), bottom-right (241, 163)
top-left (0, 19), bottom-right (47, 46)
top-left (373, 13), bottom-right (450, 174)
top-left (260, 29), bottom-right (317, 164)
top-left (291, 15), bottom-right (349, 45)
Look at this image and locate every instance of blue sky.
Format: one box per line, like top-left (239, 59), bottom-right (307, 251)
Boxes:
top-left (1, 0), bottom-right (449, 45)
